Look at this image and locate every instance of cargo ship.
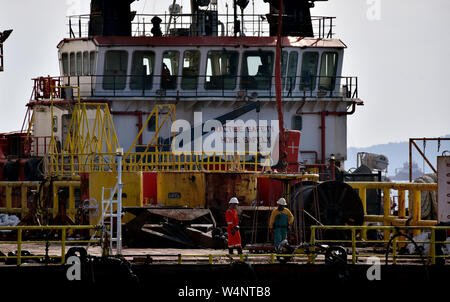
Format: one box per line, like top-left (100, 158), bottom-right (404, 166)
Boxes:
top-left (0, 0), bottom-right (448, 292)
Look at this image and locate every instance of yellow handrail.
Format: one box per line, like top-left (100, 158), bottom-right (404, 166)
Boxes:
top-left (347, 182), bottom-right (438, 237)
top-left (48, 151), bottom-right (288, 175)
top-left (0, 225), bottom-right (100, 265)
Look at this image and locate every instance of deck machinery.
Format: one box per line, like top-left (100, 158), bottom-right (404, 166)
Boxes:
top-left (0, 0), bottom-right (369, 249)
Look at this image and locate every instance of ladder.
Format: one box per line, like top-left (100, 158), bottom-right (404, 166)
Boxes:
top-left (98, 149), bottom-right (124, 255)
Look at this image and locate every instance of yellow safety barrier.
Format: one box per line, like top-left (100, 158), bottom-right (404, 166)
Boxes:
top-left (310, 225), bottom-right (450, 265)
top-left (0, 225), bottom-right (100, 265)
top-left (0, 181), bottom-right (80, 220)
top-left (48, 151), bottom-right (284, 175)
top-left (348, 182), bottom-right (438, 238)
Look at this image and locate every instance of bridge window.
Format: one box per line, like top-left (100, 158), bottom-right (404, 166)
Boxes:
top-left (103, 50), bottom-right (128, 90)
top-left (69, 52), bottom-right (76, 76)
top-left (205, 51), bottom-right (239, 90)
top-left (90, 51), bottom-right (96, 75)
top-left (282, 51), bottom-right (298, 92)
top-left (61, 53), bottom-right (69, 76)
top-left (241, 51), bottom-right (274, 90)
top-left (131, 51), bottom-right (155, 90)
top-left (161, 51), bottom-right (179, 90)
top-left (319, 52), bottom-right (338, 91)
top-left (76, 52), bottom-right (82, 76)
top-left (281, 51), bottom-right (288, 89)
top-left (181, 50), bottom-right (200, 90)
top-left (287, 52), bottom-right (299, 91)
top-left (83, 51), bottom-right (89, 76)
top-left (300, 52), bottom-right (319, 91)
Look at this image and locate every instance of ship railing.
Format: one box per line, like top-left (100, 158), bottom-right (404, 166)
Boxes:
top-left (0, 225), bottom-right (101, 265)
top-left (46, 151), bottom-right (279, 176)
top-left (347, 182), bottom-right (438, 238)
top-left (0, 225), bottom-right (447, 266)
top-left (23, 136), bottom-right (51, 157)
top-left (0, 133), bottom-right (51, 159)
top-left (310, 225), bottom-right (450, 265)
top-left (67, 14), bottom-right (335, 39)
top-left (32, 74), bottom-right (358, 101)
top-left (0, 180), bottom-right (81, 220)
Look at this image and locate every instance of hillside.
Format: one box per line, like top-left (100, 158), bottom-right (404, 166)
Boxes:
top-left (345, 135), bottom-right (450, 179)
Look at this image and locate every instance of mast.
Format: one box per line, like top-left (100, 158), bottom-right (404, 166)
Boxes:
top-left (275, 0), bottom-right (287, 170)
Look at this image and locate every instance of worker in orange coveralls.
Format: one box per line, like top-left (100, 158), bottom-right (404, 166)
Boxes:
top-left (225, 197), bottom-right (242, 255)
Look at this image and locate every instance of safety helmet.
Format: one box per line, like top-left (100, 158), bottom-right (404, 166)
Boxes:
top-left (229, 197), bottom-right (239, 204)
top-left (277, 198), bottom-right (287, 206)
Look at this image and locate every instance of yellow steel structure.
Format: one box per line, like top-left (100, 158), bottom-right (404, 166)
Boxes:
top-left (157, 172), bottom-right (206, 208)
top-left (88, 172), bottom-right (143, 225)
top-left (0, 180), bottom-right (80, 220)
top-left (48, 102), bottom-right (120, 176)
top-left (347, 182), bottom-right (438, 238)
top-left (123, 152), bottom-right (265, 172)
top-left (51, 151), bottom-right (281, 174)
top-left (0, 225), bottom-right (100, 265)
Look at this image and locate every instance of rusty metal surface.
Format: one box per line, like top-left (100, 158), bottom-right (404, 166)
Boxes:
top-left (205, 172), bottom-right (257, 227)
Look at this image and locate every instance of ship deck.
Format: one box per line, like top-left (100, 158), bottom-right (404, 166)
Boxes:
top-left (0, 243), bottom-right (448, 266)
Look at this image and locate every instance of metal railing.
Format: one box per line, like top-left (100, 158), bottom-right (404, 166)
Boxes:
top-left (67, 14), bottom-right (336, 39)
top-left (1, 225), bottom-right (447, 266)
top-left (310, 225), bottom-right (450, 265)
top-left (348, 181), bottom-right (438, 241)
top-left (33, 74), bottom-right (358, 100)
top-left (47, 151), bottom-right (284, 175)
top-left (348, 182), bottom-right (437, 229)
top-left (0, 225), bottom-right (100, 265)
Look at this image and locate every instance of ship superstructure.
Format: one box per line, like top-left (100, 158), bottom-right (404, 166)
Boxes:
top-left (0, 1), bottom-right (447, 275)
top-left (26, 0), bottom-right (360, 172)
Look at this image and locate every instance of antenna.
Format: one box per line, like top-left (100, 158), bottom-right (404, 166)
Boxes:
top-left (0, 30), bottom-right (13, 72)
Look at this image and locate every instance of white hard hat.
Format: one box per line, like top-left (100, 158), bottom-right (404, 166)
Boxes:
top-left (229, 197), bottom-right (239, 204)
top-left (277, 198), bottom-right (287, 206)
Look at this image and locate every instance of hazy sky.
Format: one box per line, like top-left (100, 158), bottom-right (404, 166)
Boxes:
top-left (0, 0), bottom-right (449, 147)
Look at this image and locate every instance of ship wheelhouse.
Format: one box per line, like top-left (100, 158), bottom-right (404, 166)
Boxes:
top-left (57, 36), bottom-right (351, 100)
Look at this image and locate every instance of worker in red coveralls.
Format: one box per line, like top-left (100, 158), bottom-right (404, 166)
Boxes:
top-left (225, 197), bottom-right (242, 255)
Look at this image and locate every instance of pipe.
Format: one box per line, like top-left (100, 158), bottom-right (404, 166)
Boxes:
top-left (330, 154), bottom-right (335, 181)
top-left (296, 101), bottom-right (359, 173)
top-left (320, 111), bottom-right (326, 165)
top-left (275, 0), bottom-right (287, 170)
